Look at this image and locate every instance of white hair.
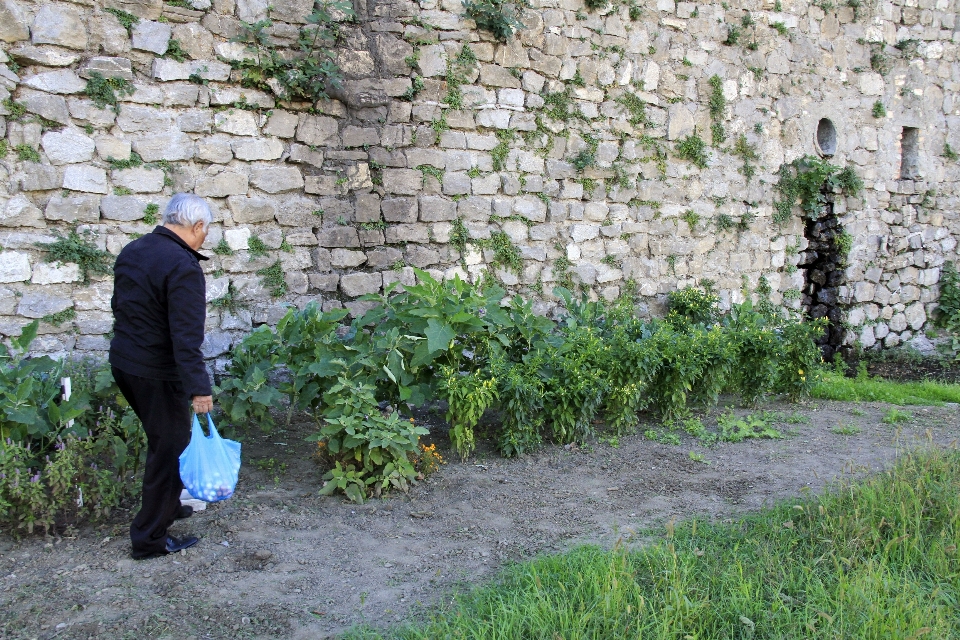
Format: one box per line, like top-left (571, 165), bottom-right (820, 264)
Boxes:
top-left (163, 193), bottom-right (213, 230)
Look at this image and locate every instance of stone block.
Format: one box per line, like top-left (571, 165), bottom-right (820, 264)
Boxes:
top-left (383, 168), bottom-right (422, 195)
top-left (479, 64), bottom-right (522, 88)
top-left (10, 45), bottom-right (79, 67)
top-left (419, 196), bottom-right (457, 222)
top-left (113, 167), bottom-right (166, 193)
top-left (22, 70), bottom-right (86, 95)
top-left (667, 103), bottom-right (695, 140)
top-left (382, 197), bottom-right (417, 223)
top-left (18, 292), bottom-right (73, 319)
top-left (41, 128), bottom-right (96, 165)
top-left (366, 247), bottom-right (402, 269)
top-left (318, 227), bottom-right (360, 248)
top-left (117, 105), bottom-right (176, 133)
top-left (288, 144), bottom-right (324, 168)
top-left (249, 166), bottom-right (303, 193)
top-left (214, 41), bottom-right (253, 62)
top-left (45, 194), bottom-right (101, 223)
top-left (151, 59), bottom-right (231, 82)
top-left (19, 90), bottom-right (70, 125)
top-left (342, 126), bottom-right (380, 148)
top-left (0, 252), bottom-right (31, 283)
top-left (162, 84), bottom-right (201, 107)
top-left (330, 248), bottom-right (367, 268)
top-left (32, 263), bottom-right (80, 285)
top-left (79, 57), bottom-right (135, 83)
top-left (385, 224), bottom-right (428, 244)
top-left (132, 20), bottom-right (172, 55)
top-left (295, 113), bottom-right (339, 146)
top-left (232, 138), bottom-right (284, 161)
top-left (859, 72), bottom-right (884, 96)
top-left (303, 176), bottom-right (339, 196)
top-left (340, 272), bottom-right (382, 297)
top-left (31, 5), bottom-right (87, 50)
top-left (197, 138), bottom-right (233, 163)
top-left (227, 196), bottom-right (277, 223)
top-left (177, 109), bottom-right (213, 133)
top-left (96, 136), bottom-right (132, 161)
top-left (263, 109), bottom-right (299, 138)
top-left (100, 195), bottom-right (152, 221)
top-left (17, 164), bottom-right (61, 192)
top-left (209, 85), bottom-right (275, 109)
top-left (172, 22), bottom-right (214, 59)
top-left (63, 167), bottom-right (109, 195)
top-left (214, 110), bottom-right (259, 136)
top-left (355, 193), bottom-right (381, 223)
top-left (195, 172), bottom-right (249, 198)
top-left (224, 227), bottom-right (251, 251)
top-left (0, 195), bottom-right (43, 228)
top-left (0, 0), bottom-right (30, 43)
top-left (372, 33), bottom-right (413, 76)
top-left (904, 302), bottom-right (926, 330)
top-left (105, 0), bottom-right (164, 20)
top-left (132, 131), bottom-right (196, 161)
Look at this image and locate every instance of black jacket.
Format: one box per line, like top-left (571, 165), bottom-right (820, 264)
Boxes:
top-left (109, 226), bottom-right (212, 397)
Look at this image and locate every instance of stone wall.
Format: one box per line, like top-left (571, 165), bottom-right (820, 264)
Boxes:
top-left (0, 0), bottom-right (958, 367)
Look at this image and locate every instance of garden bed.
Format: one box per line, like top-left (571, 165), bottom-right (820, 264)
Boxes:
top-left (1, 397), bottom-right (958, 639)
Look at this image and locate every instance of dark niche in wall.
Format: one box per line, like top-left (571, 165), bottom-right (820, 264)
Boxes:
top-left (900, 126), bottom-right (921, 179)
top-left (816, 118), bottom-right (837, 157)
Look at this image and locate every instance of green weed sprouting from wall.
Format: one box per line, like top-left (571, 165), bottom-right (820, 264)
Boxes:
top-left (708, 75), bottom-right (726, 146)
top-left (772, 155), bottom-right (863, 224)
top-left (84, 72), bottom-right (136, 113)
top-left (934, 261), bottom-right (960, 357)
top-left (615, 91), bottom-right (647, 127)
top-left (37, 229), bottom-right (113, 284)
top-left (675, 133), bottom-right (709, 169)
top-left (257, 260), bottom-right (287, 297)
top-left (462, 0), bottom-right (529, 41)
top-left (231, 0), bottom-right (355, 102)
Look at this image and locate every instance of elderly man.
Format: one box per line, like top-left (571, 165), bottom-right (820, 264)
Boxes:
top-left (110, 193), bottom-right (215, 559)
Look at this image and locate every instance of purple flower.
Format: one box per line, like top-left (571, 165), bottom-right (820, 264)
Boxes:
top-left (30, 472), bottom-right (40, 483)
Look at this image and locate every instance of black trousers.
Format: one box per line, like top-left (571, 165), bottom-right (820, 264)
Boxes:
top-left (113, 367), bottom-right (191, 555)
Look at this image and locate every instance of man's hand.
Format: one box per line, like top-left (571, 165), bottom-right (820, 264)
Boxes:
top-left (192, 395), bottom-right (214, 414)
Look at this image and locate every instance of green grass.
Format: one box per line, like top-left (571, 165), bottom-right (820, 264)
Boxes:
top-left (347, 448), bottom-right (960, 639)
top-left (811, 370), bottom-right (960, 405)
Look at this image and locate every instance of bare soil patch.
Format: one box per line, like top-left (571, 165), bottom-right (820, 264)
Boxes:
top-left (2, 399), bottom-right (958, 640)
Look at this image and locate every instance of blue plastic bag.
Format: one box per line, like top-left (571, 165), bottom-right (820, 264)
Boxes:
top-left (179, 413), bottom-right (241, 503)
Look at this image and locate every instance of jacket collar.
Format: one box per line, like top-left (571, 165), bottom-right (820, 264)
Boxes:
top-left (153, 226), bottom-right (209, 261)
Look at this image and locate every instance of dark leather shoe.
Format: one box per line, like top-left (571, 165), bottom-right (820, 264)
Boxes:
top-left (175, 505), bottom-right (193, 520)
top-left (132, 535), bottom-right (199, 560)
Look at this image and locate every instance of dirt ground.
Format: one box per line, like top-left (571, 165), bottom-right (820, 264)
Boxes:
top-left (1, 397), bottom-right (959, 640)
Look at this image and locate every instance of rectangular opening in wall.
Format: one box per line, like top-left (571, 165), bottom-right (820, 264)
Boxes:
top-left (900, 127), bottom-right (921, 179)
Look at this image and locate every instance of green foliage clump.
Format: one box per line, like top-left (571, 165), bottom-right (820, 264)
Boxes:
top-left (231, 0), bottom-right (356, 103)
top-left (675, 133), bottom-right (709, 169)
top-left (570, 149), bottom-right (596, 172)
top-left (733, 134), bottom-right (759, 181)
top-left (37, 229), bottom-right (113, 284)
top-left (84, 72), bottom-right (136, 113)
top-left (723, 24), bottom-right (741, 45)
top-left (104, 7), bottom-right (139, 34)
top-left (256, 260), bottom-right (287, 297)
top-left (542, 88), bottom-right (577, 121)
top-left (14, 144), bottom-right (40, 162)
top-left (491, 129), bottom-right (516, 171)
top-left (143, 203), bottom-right (160, 225)
top-left (42, 307), bottom-right (76, 327)
top-left (773, 155), bottom-right (863, 224)
top-left (871, 100), bottom-right (886, 118)
top-left (3, 98), bottom-right (27, 121)
top-left (213, 238), bottom-right (234, 256)
top-left (247, 235), bottom-right (269, 258)
top-left (934, 261), bottom-right (960, 357)
top-left (771, 21), bottom-right (788, 35)
top-left (0, 329), bottom-right (145, 535)
top-left (944, 143), bottom-right (959, 162)
top-left (615, 92), bottom-right (647, 127)
top-left (462, 0), bottom-right (528, 41)
top-left (163, 38), bottom-right (189, 62)
top-left (0, 140), bottom-right (7, 159)
top-left (106, 152), bottom-right (144, 170)
top-left (443, 45), bottom-right (478, 109)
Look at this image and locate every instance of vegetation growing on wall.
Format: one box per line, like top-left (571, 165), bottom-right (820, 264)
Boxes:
top-left (462, 0), bottom-right (529, 41)
top-left (772, 155), bottom-right (863, 224)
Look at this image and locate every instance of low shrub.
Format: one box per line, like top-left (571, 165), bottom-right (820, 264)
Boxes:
top-left (0, 323), bottom-right (144, 535)
top-left (218, 273), bottom-right (827, 502)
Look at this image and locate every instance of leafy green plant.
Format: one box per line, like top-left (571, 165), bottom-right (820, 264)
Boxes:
top-left (675, 133), bottom-right (709, 169)
top-left (773, 155), bottom-right (862, 224)
top-left (104, 7), bottom-right (139, 34)
top-left (143, 203), bottom-right (159, 225)
top-left (723, 25), bottom-right (741, 45)
top-left (491, 129), bottom-right (516, 171)
top-left (84, 72), bottom-right (136, 114)
top-left (14, 144), bottom-right (40, 162)
top-left (872, 100), bottom-right (886, 118)
top-left (37, 229), bottom-right (113, 283)
top-left (881, 408), bottom-right (913, 424)
top-left (163, 38), bottom-right (189, 62)
top-left (462, 0), bottom-right (527, 41)
top-left (256, 260), bottom-right (287, 297)
top-left (615, 92), bottom-right (647, 127)
top-left (231, 0), bottom-right (355, 102)
top-left (944, 143), bottom-right (959, 162)
top-left (213, 238), bottom-right (234, 256)
top-left (247, 235), bottom-right (268, 258)
top-left (717, 411), bottom-right (782, 442)
top-left (733, 134), bottom-right (759, 181)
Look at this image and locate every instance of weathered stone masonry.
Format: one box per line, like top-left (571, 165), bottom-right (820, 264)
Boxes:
top-left (0, 0), bottom-right (957, 369)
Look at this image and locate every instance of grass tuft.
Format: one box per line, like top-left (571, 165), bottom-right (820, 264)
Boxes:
top-left (812, 370), bottom-right (960, 405)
